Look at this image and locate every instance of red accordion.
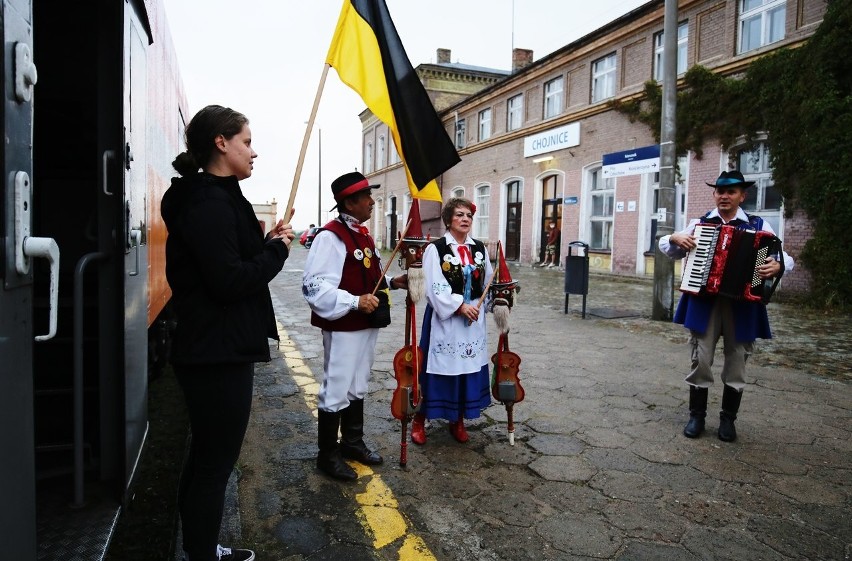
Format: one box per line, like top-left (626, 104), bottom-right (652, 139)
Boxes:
top-left (679, 223), bottom-right (784, 303)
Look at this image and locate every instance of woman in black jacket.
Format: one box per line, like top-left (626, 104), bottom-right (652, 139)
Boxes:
top-left (161, 105), bottom-right (293, 561)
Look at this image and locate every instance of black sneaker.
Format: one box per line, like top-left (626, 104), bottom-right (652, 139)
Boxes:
top-left (217, 544), bottom-right (255, 561)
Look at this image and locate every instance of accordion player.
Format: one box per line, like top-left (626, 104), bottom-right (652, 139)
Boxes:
top-left (679, 223), bottom-right (785, 304)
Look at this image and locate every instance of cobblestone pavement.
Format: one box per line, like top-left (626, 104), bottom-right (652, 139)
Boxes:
top-left (229, 247), bottom-right (851, 560)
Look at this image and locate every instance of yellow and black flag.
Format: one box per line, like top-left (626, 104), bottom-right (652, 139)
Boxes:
top-left (326, 0), bottom-right (460, 202)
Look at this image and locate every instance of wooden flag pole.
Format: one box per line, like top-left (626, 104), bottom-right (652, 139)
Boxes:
top-left (284, 63), bottom-right (331, 222)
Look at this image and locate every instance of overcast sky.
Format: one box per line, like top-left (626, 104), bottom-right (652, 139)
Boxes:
top-left (162, 0), bottom-right (649, 229)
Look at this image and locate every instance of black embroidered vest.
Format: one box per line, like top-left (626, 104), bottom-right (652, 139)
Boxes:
top-left (432, 237), bottom-right (487, 301)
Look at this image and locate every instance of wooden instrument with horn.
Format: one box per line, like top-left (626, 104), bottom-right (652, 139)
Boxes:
top-left (391, 293), bottom-right (421, 466)
top-left (387, 210), bottom-right (428, 466)
top-left (488, 241), bottom-right (524, 445)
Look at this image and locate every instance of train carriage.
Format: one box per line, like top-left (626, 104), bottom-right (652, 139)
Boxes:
top-left (0, 0), bottom-right (187, 558)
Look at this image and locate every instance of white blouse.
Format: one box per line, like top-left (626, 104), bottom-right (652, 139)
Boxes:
top-left (422, 232), bottom-right (493, 376)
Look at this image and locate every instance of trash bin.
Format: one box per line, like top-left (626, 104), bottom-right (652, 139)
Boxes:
top-left (564, 241), bottom-right (589, 318)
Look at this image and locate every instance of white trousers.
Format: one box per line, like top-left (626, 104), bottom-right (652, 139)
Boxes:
top-left (318, 328), bottom-right (378, 412)
top-left (685, 298), bottom-right (753, 391)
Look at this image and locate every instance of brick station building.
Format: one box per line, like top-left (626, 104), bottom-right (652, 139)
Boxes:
top-left (361, 0), bottom-right (826, 295)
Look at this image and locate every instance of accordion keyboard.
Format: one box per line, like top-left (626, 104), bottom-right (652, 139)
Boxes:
top-left (679, 224), bottom-right (719, 293)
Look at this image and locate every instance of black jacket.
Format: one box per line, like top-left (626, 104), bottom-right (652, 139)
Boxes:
top-left (161, 172), bottom-right (288, 365)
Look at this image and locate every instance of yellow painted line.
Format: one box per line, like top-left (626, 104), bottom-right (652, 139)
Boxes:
top-left (276, 325), bottom-right (437, 560)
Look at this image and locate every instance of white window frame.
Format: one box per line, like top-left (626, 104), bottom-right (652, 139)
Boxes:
top-left (653, 21), bottom-right (689, 82)
top-left (588, 167), bottom-right (615, 250)
top-left (474, 184), bottom-right (490, 238)
top-left (364, 141), bottom-right (373, 174)
top-left (373, 197), bottom-right (384, 247)
top-left (479, 108), bottom-right (492, 141)
top-left (507, 94), bottom-right (523, 131)
top-left (377, 134), bottom-right (386, 169)
top-left (591, 53), bottom-right (617, 103)
top-left (736, 141), bottom-right (783, 233)
top-left (389, 139), bottom-right (400, 165)
top-left (544, 77), bottom-right (563, 119)
top-left (738, 0), bottom-right (786, 54)
top-left (455, 118), bottom-right (466, 149)
top-left (403, 192), bottom-right (413, 227)
top-left (451, 186), bottom-right (465, 199)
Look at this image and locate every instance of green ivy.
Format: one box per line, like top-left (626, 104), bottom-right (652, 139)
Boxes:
top-left (611, 1), bottom-right (852, 309)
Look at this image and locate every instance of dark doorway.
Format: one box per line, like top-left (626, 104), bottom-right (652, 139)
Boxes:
top-left (505, 180), bottom-right (522, 260)
top-left (389, 196), bottom-right (398, 245)
top-left (538, 175), bottom-right (563, 265)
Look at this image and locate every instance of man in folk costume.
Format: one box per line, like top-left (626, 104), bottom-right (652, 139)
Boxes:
top-left (302, 172), bottom-right (408, 481)
top-left (659, 170), bottom-right (793, 442)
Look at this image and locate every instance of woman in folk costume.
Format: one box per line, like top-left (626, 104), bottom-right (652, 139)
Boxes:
top-left (411, 197), bottom-right (493, 445)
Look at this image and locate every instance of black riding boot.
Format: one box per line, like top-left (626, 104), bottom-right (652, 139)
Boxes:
top-left (340, 399), bottom-right (383, 465)
top-left (317, 410), bottom-right (357, 481)
top-left (683, 386), bottom-right (708, 438)
top-left (718, 385), bottom-right (743, 442)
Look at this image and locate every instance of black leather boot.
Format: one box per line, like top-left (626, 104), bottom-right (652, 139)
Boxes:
top-left (317, 410), bottom-right (357, 481)
top-left (718, 385), bottom-right (743, 442)
top-left (683, 386), bottom-right (708, 438)
top-left (340, 399), bottom-right (383, 465)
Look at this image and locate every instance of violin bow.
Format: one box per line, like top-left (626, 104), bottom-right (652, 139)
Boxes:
top-left (465, 243), bottom-right (500, 326)
top-left (371, 218), bottom-right (412, 296)
top-left (475, 267), bottom-right (498, 312)
top-left (475, 240), bottom-right (503, 312)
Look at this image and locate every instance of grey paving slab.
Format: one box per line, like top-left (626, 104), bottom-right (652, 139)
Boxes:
top-left (225, 247), bottom-right (851, 560)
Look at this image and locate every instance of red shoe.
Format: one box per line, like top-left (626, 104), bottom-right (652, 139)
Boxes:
top-left (448, 420), bottom-right (469, 443)
top-left (411, 414), bottom-right (427, 445)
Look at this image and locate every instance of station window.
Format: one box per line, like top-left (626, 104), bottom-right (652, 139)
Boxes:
top-left (544, 77), bottom-right (563, 119)
top-left (377, 135), bottom-right (386, 169)
top-left (389, 140), bottom-right (400, 165)
top-left (403, 192), bottom-right (412, 226)
top-left (737, 142), bottom-right (783, 232)
top-left (507, 94), bottom-right (523, 131)
top-left (653, 21), bottom-right (689, 81)
top-left (474, 184), bottom-right (490, 238)
top-left (738, 0), bottom-right (785, 54)
top-left (591, 53), bottom-right (616, 103)
top-left (589, 168), bottom-right (615, 250)
top-left (364, 141), bottom-right (373, 174)
top-left (455, 118), bottom-right (466, 149)
top-left (479, 108), bottom-right (492, 141)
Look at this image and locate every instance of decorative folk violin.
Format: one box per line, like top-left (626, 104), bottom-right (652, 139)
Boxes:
top-left (389, 201), bottom-right (429, 466)
top-left (391, 294), bottom-right (421, 466)
top-left (491, 332), bottom-right (524, 445)
top-left (488, 241), bottom-right (523, 445)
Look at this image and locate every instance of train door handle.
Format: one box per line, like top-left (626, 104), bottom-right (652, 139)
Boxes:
top-left (24, 237), bottom-right (60, 341)
top-left (129, 229), bottom-right (142, 276)
top-left (103, 150), bottom-right (115, 195)
top-left (14, 42), bottom-right (38, 102)
top-left (14, 171), bottom-right (60, 341)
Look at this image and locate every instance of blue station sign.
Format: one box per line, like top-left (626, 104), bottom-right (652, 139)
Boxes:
top-left (602, 144), bottom-right (660, 178)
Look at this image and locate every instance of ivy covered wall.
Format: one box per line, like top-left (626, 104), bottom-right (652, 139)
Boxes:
top-left (611, 1), bottom-right (851, 309)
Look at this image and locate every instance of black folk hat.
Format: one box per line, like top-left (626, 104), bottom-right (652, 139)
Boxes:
top-left (705, 170), bottom-right (756, 188)
top-left (330, 171), bottom-right (380, 211)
